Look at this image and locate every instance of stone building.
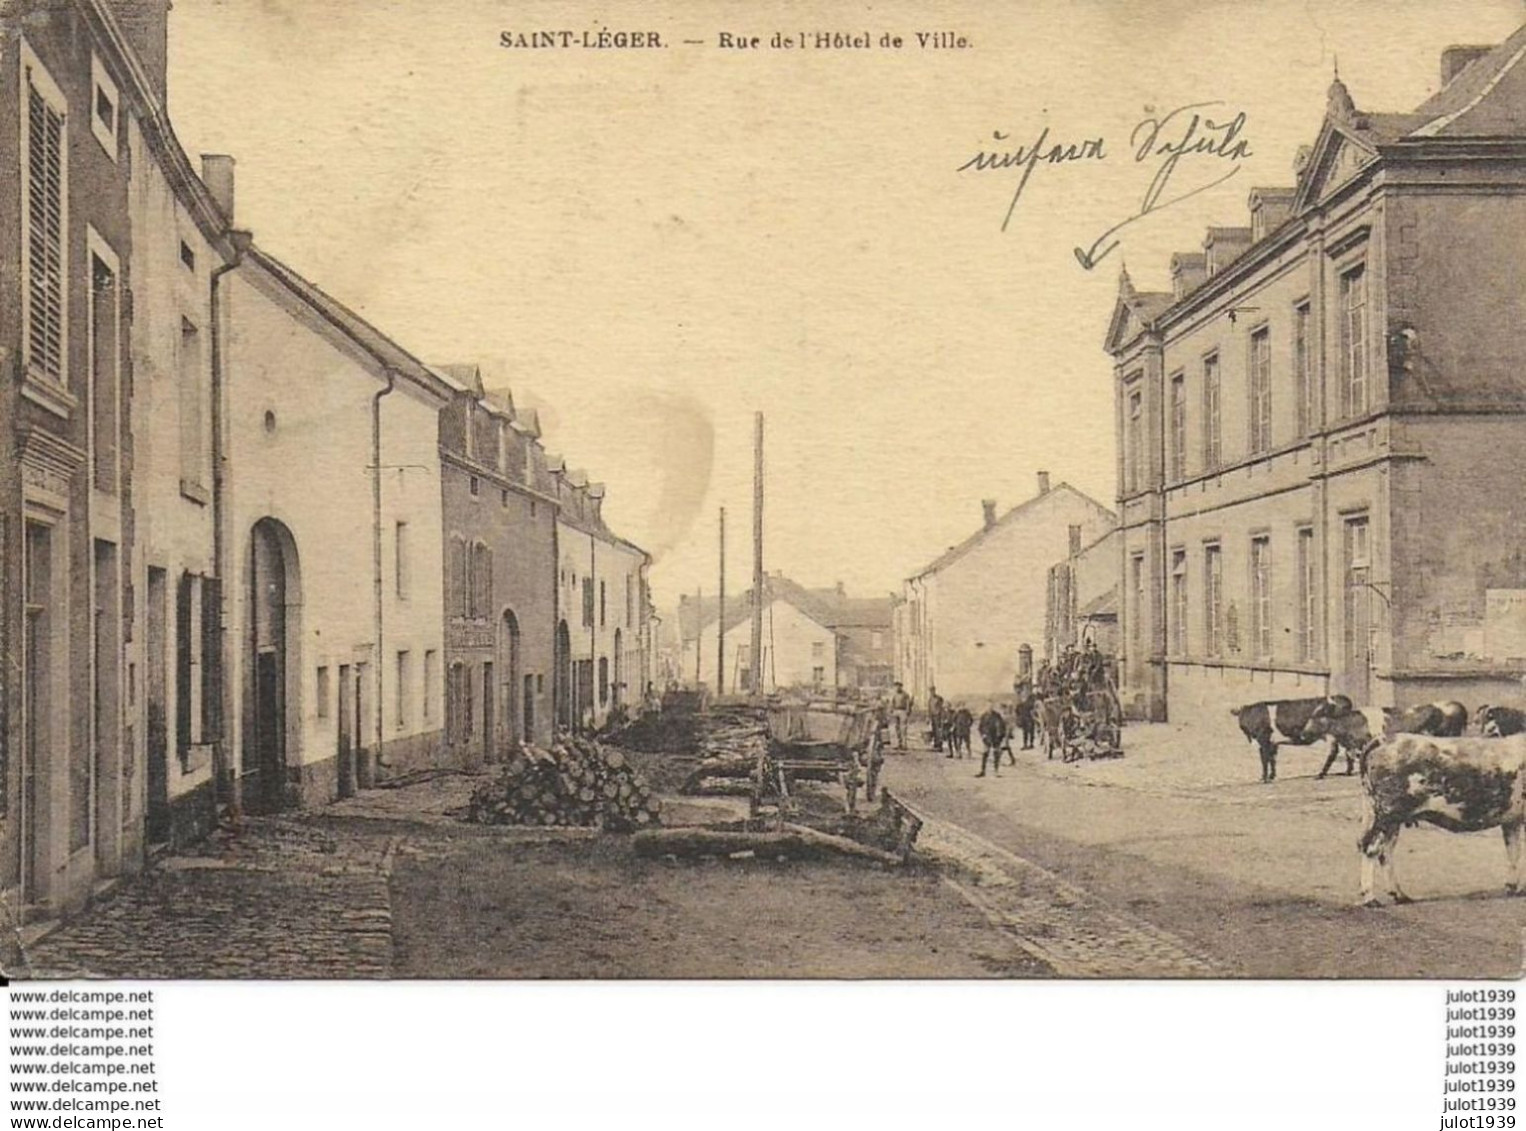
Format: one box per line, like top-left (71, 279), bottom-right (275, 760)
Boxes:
top-left (436, 365), bottom-right (558, 763)
top-left (896, 475), bottom-right (1116, 702)
top-left (553, 470), bottom-right (650, 731)
top-left (0, 0), bottom-right (243, 916)
top-left (221, 246), bottom-right (453, 809)
top-left (1045, 526), bottom-right (1120, 663)
top-left (1105, 34), bottom-right (1526, 725)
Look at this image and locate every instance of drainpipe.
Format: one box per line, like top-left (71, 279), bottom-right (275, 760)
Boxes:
top-left (364, 371), bottom-right (397, 792)
top-left (209, 233), bottom-right (248, 817)
top-left (587, 530), bottom-right (596, 731)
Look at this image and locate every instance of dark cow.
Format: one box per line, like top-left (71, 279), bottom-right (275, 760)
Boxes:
top-left (1357, 733), bottom-right (1526, 905)
top-left (1231, 696), bottom-right (1351, 782)
top-left (976, 708), bottom-right (1009, 778)
top-left (1479, 705), bottom-right (1526, 737)
top-left (1302, 705), bottom-right (1387, 778)
top-left (1393, 700), bottom-right (1469, 737)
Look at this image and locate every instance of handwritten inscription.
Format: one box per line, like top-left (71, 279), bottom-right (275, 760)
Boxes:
top-left (958, 101), bottom-right (1253, 270)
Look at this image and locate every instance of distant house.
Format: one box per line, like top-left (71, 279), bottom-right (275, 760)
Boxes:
top-left (897, 474), bottom-right (1116, 702)
top-left (1046, 527), bottom-right (1121, 663)
top-left (677, 576), bottom-right (893, 694)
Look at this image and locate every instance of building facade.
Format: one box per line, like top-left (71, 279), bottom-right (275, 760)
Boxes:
top-left (897, 477), bottom-right (1116, 703)
top-left (553, 472), bottom-right (650, 731)
top-left (437, 367), bottom-right (558, 763)
top-left (1105, 38), bottom-right (1526, 726)
top-left (1045, 526), bottom-right (1120, 662)
top-left (222, 247), bottom-right (452, 810)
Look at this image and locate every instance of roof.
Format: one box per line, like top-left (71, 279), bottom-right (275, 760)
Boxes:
top-left (679, 575), bottom-right (892, 638)
top-left (1078, 588), bottom-right (1118, 621)
top-left (1411, 24), bottom-right (1526, 136)
top-left (247, 247), bottom-right (454, 402)
top-left (909, 483), bottom-right (1117, 581)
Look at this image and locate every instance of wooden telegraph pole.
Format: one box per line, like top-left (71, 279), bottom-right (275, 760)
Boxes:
top-left (750, 413), bottom-right (764, 696)
top-left (717, 507), bottom-right (726, 697)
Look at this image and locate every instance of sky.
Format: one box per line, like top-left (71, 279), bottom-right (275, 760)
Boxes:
top-left (164, 0), bottom-right (1525, 609)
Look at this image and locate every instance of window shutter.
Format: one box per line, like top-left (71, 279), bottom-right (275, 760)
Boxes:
top-left (201, 576), bottom-right (222, 740)
top-left (27, 85), bottom-right (65, 380)
top-left (176, 574), bottom-right (193, 757)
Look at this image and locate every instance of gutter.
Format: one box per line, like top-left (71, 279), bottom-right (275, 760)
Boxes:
top-left (210, 233), bottom-right (249, 816)
top-left (363, 371), bottom-right (397, 793)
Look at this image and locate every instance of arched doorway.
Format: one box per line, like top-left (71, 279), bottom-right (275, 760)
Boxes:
top-left (612, 629), bottom-right (623, 707)
top-left (499, 610), bottom-right (521, 751)
top-left (554, 620), bottom-right (572, 730)
top-left (247, 518), bottom-right (301, 814)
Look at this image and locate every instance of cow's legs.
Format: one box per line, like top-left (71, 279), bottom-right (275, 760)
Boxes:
top-left (1503, 820), bottom-right (1525, 895)
top-left (1258, 738), bottom-right (1276, 782)
top-left (1358, 821), bottom-right (1406, 906)
top-left (1317, 740), bottom-right (1340, 780)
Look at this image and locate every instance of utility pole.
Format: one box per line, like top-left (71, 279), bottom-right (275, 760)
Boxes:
top-left (750, 412), bottom-right (764, 696)
top-left (717, 508), bottom-right (727, 697)
top-left (694, 588), bottom-right (702, 688)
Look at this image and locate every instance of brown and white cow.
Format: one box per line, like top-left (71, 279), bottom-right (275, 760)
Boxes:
top-left (1230, 696), bottom-right (1351, 782)
top-left (1357, 733), bottom-right (1526, 906)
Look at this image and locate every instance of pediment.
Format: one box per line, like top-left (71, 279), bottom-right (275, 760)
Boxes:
top-left (1293, 119), bottom-right (1379, 211)
top-left (1104, 297), bottom-right (1142, 354)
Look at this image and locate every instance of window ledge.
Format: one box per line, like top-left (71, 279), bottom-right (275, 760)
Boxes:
top-left (180, 479), bottom-right (210, 506)
top-left (21, 374), bottom-right (77, 420)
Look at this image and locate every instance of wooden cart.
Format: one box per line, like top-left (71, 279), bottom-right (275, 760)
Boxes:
top-left (754, 702), bottom-right (879, 828)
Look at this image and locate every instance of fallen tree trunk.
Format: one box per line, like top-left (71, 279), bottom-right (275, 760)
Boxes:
top-left (631, 824), bottom-right (902, 867)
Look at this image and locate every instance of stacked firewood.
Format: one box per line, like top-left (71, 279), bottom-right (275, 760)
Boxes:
top-left (467, 736), bottom-right (661, 831)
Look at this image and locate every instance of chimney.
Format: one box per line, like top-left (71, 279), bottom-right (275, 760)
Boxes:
top-left (201, 155), bottom-right (236, 224)
top-left (835, 581), bottom-right (846, 599)
top-left (1036, 472), bottom-right (1051, 496)
top-left (1441, 45), bottom-right (1494, 87)
top-left (108, 0), bottom-right (171, 102)
top-left (1068, 524), bottom-right (1083, 557)
top-left (981, 499), bottom-right (998, 530)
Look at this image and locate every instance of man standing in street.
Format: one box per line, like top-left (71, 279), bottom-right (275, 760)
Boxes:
top-left (889, 682), bottom-right (912, 751)
top-left (927, 685), bottom-right (947, 752)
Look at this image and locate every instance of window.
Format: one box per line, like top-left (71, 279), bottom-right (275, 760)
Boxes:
top-left (1297, 527), bottom-right (1317, 662)
top-left (316, 666), bottom-right (331, 720)
top-left (811, 640), bottom-right (825, 660)
top-left (1294, 302), bottom-right (1313, 436)
top-left (471, 542), bottom-right (492, 618)
top-left (1250, 536), bottom-right (1272, 658)
top-left (90, 247), bottom-right (120, 494)
top-left (1248, 328), bottom-right (1272, 454)
top-left (1131, 554), bottom-right (1145, 653)
top-left (449, 537), bottom-right (468, 617)
top-left (395, 521), bottom-right (410, 599)
top-left (582, 578), bottom-right (595, 628)
top-left (871, 631), bottom-right (884, 650)
top-left (812, 666), bottom-right (825, 686)
top-left (1204, 544), bottom-right (1224, 656)
top-left (91, 55), bottom-right (119, 158)
top-left (1340, 264), bottom-right (1369, 416)
top-left (24, 44), bottom-right (67, 385)
top-left (423, 650), bottom-right (437, 721)
top-left (1171, 550), bottom-right (1188, 655)
top-left (201, 576), bottom-right (222, 741)
top-left (1126, 389), bottom-right (1143, 493)
top-left (600, 580), bottom-right (607, 627)
top-left (469, 475), bottom-right (480, 498)
top-left (598, 657), bottom-right (609, 706)
top-left (1169, 374), bottom-right (1187, 481)
top-left (625, 576), bottom-right (633, 628)
top-left (1201, 355), bottom-right (1222, 469)
top-left (178, 319), bottom-right (207, 495)
top-left (396, 651), bottom-right (410, 729)
top-left (501, 488), bottom-right (510, 508)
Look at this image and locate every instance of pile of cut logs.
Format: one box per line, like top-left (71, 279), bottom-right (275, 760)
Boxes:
top-left (468, 736), bottom-right (661, 832)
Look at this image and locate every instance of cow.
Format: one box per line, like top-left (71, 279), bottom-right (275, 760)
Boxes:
top-left (1357, 733), bottom-right (1526, 906)
top-left (1301, 705), bottom-right (1388, 778)
top-left (976, 708), bottom-right (1009, 778)
top-left (1479, 705), bottom-right (1526, 738)
top-left (1304, 699), bottom-right (1473, 778)
top-left (1230, 695), bottom-right (1352, 783)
